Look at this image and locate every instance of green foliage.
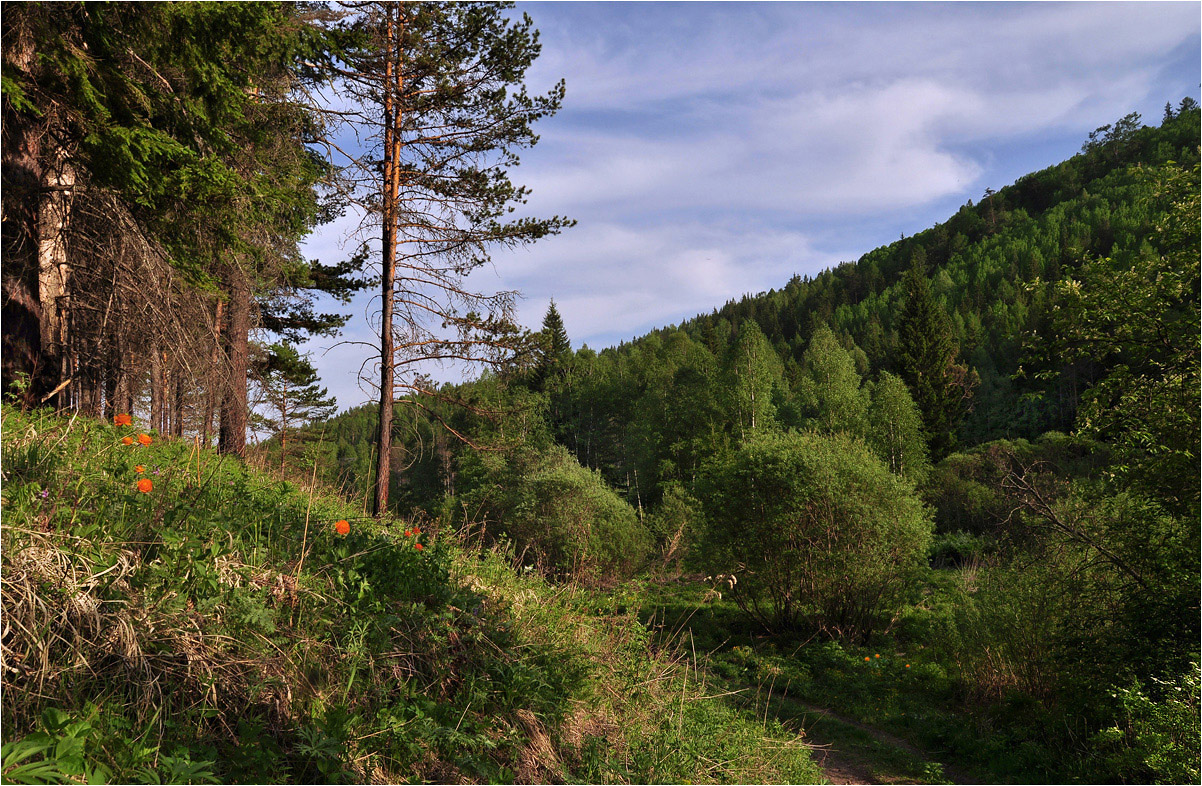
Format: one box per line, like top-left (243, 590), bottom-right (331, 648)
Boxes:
top-left (795, 324), bottom-right (869, 436)
top-left (699, 431), bottom-right (932, 639)
top-left (896, 254), bottom-right (976, 458)
top-left (867, 371), bottom-right (929, 483)
top-left (1088, 665), bottom-right (1200, 784)
top-left (460, 444), bottom-right (651, 583)
top-left (1035, 162), bottom-right (1200, 516)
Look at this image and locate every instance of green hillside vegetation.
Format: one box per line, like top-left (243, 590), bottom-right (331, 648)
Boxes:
top-left (286, 106), bottom-right (1200, 783)
top-left (0, 405), bottom-right (823, 784)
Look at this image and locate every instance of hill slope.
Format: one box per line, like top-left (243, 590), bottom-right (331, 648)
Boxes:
top-left (0, 406), bottom-right (821, 784)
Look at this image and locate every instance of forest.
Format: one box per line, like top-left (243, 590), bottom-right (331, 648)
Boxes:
top-left (2, 2), bottom-right (1199, 784)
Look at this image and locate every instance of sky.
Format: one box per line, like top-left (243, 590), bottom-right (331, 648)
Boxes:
top-left (298, 1), bottom-right (1201, 413)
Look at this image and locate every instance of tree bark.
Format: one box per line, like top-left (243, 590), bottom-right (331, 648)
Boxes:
top-left (150, 345), bottom-right (164, 430)
top-left (373, 7), bottom-right (402, 518)
top-left (203, 299), bottom-right (224, 447)
top-left (36, 147), bottom-right (76, 410)
top-left (219, 267), bottom-right (250, 456)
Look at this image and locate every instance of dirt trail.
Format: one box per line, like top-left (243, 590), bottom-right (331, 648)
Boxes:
top-left (791, 702), bottom-right (975, 785)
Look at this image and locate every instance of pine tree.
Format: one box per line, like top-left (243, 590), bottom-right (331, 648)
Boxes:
top-left (250, 343), bottom-right (337, 470)
top-left (328, 2), bottom-right (571, 516)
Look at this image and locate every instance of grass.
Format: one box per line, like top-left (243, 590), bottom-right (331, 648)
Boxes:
top-left (0, 406), bottom-right (822, 784)
top-left (636, 576), bottom-right (1011, 785)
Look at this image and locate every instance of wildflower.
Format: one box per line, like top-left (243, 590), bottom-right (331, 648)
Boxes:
top-left (414, 543), bottom-right (423, 551)
top-left (414, 527), bottom-right (422, 535)
top-left (137, 434), bottom-right (153, 446)
top-left (335, 519), bottom-right (350, 536)
top-left (135, 465), bottom-right (145, 474)
top-left (905, 664), bottom-right (911, 669)
top-left (875, 654), bottom-right (880, 659)
top-left (114, 413), bottom-right (133, 427)
top-left (404, 529), bottom-right (412, 538)
top-left (122, 436), bottom-right (134, 446)
top-left (39, 489), bottom-right (49, 499)
top-left (864, 656), bottom-right (871, 662)
top-left (137, 478), bottom-right (153, 493)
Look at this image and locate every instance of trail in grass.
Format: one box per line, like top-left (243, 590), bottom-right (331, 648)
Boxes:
top-left (786, 699), bottom-right (972, 785)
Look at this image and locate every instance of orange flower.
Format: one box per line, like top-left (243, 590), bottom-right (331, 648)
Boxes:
top-left (875, 654), bottom-right (880, 659)
top-left (135, 465), bottom-right (145, 473)
top-left (414, 543), bottom-right (423, 551)
top-left (122, 436), bottom-right (134, 446)
top-left (404, 529), bottom-right (412, 538)
top-left (414, 527), bottom-right (422, 535)
top-left (137, 433), bottom-right (153, 446)
top-left (113, 413), bottom-right (132, 427)
top-left (335, 519), bottom-right (350, 536)
top-left (864, 657), bottom-right (871, 662)
top-left (137, 478), bottom-right (153, 493)
top-left (905, 664), bottom-right (911, 669)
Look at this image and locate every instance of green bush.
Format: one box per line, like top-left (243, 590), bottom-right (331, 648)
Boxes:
top-left (699, 430), bottom-right (933, 640)
top-left (464, 444), bottom-right (651, 583)
top-left (1088, 665), bottom-right (1200, 784)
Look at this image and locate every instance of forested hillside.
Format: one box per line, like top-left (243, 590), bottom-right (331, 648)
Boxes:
top-left (292, 105), bottom-right (1200, 782)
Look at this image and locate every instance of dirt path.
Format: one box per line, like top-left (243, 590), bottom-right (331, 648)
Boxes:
top-left (784, 700), bottom-right (975, 785)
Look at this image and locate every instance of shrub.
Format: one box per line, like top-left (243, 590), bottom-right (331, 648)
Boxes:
top-left (465, 445), bottom-right (651, 583)
top-left (699, 431), bottom-right (932, 640)
top-left (1088, 665), bottom-right (1200, 784)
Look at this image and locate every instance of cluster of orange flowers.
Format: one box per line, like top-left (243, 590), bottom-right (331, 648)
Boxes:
top-left (114, 415), bottom-right (155, 492)
top-left (405, 526), bottom-right (424, 551)
top-left (862, 653), bottom-right (912, 669)
top-left (115, 414), bottom-right (152, 447)
top-left (335, 519), bottom-right (350, 536)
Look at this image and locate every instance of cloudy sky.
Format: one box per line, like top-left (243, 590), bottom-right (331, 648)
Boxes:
top-left (300, 1), bottom-right (1200, 412)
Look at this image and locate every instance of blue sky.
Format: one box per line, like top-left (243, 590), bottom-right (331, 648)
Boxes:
top-left (299, 1), bottom-right (1201, 413)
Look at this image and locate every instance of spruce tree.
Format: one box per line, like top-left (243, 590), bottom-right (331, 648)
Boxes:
top-left (534, 299), bottom-right (571, 388)
top-left (896, 253), bottom-right (976, 458)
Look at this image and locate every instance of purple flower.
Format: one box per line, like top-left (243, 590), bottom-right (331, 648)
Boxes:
top-left (39, 489), bottom-right (49, 499)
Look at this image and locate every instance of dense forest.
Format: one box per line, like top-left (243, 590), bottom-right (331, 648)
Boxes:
top-left (2, 2), bottom-right (1199, 784)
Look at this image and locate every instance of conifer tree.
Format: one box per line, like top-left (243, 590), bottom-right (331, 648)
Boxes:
top-left (327, 2), bottom-right (571, 516)
top-left (251, 343), bottom-right (337, 469)
top-left (534, 299), bottom-right (571, 388)
top-left (896, 253), bottom-right (976, 458)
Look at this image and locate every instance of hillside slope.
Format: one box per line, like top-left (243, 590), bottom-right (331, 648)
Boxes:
top-left (0, 406), bottom-right (821, 784)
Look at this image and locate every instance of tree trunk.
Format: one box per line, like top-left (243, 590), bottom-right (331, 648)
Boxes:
top-left (172, 373), bottom-right (185, 438)
top-left (150, 346), bottom-right (164, 430)
top-left (36, 147), bottom-right (76, 410)
top-left (373, 7), bottom-right (402, 518)
top-left (219, 267), bottom-right (250, 456)
top-left (203, 299), bottom-right (224, 447)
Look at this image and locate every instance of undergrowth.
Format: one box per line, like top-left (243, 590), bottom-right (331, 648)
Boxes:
top-left (0, 406), bottom-right (821, 784)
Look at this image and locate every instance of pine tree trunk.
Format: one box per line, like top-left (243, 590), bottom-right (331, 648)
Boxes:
top-left (373, 7), bottom-right (402, 518)
top-left (172, 374), bottom-right (185, 438)
top-left (220, 268), bottom-right (250, 456)
top-left (150, 346), bottom-right (164, 431)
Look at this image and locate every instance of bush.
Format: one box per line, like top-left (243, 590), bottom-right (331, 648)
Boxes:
top-left (463, 445), bottom-right (651, 583)
top-left (1088, 665), bottom-right (1200, 784)
top-left (699, 431), bottom-right (932, 640)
